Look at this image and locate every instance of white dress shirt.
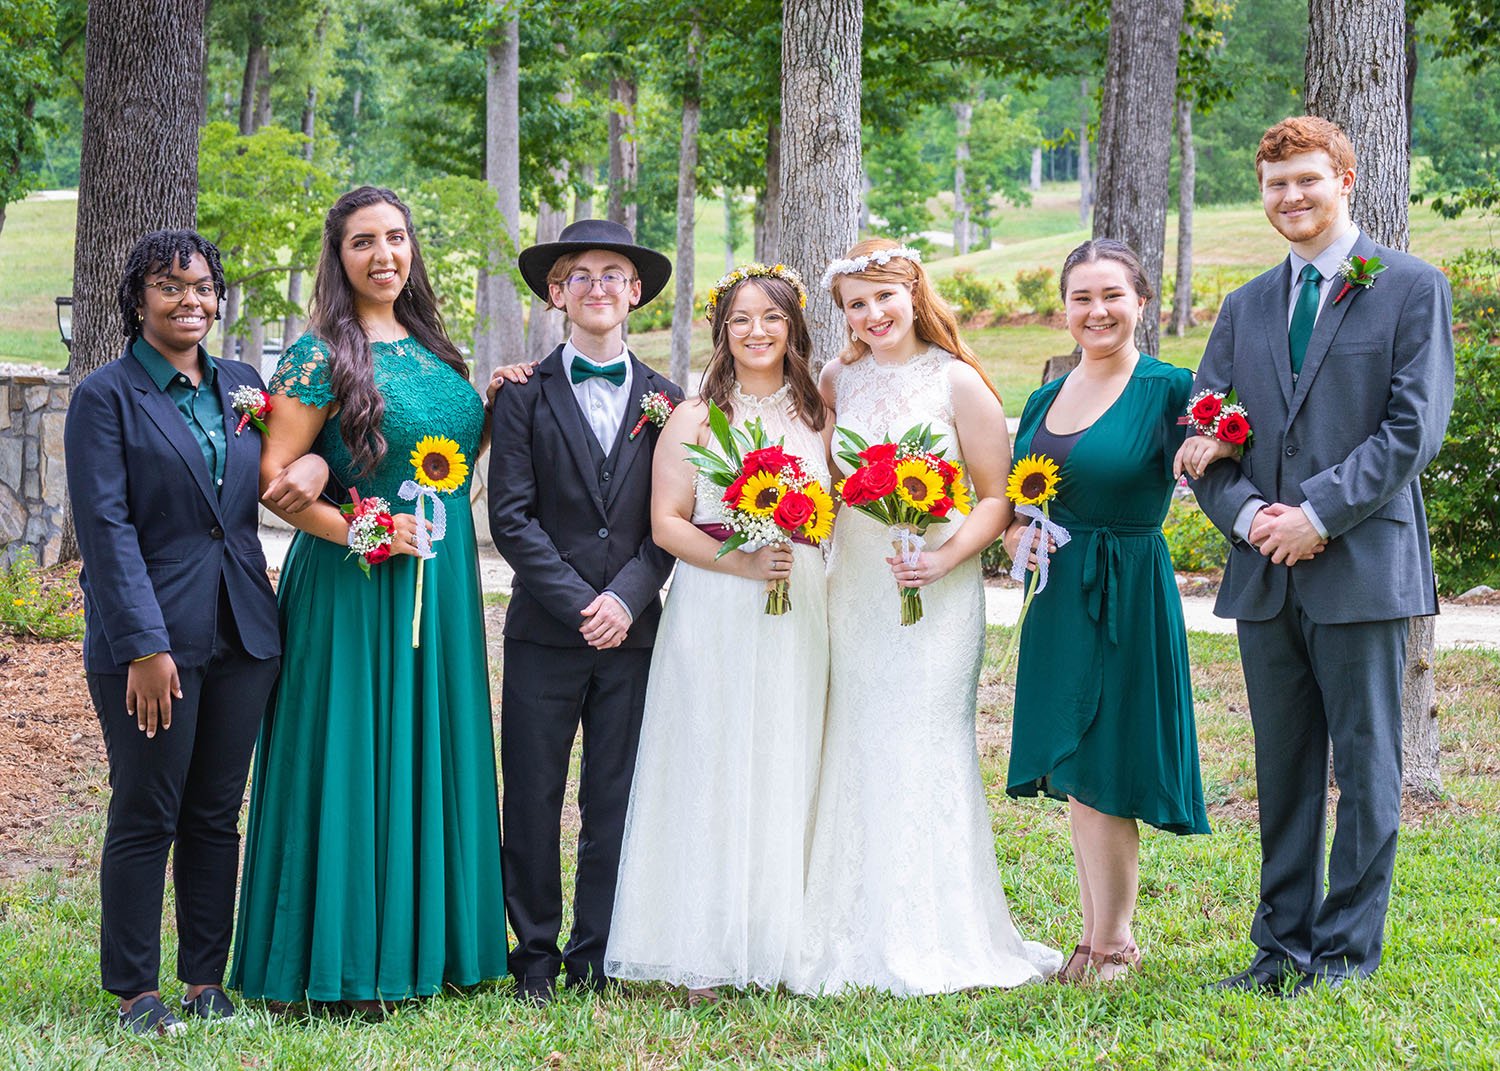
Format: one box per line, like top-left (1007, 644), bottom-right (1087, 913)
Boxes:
top-left (564, 339), bottom-right (633, 451)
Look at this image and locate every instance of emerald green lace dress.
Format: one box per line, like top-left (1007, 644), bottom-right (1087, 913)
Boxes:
top-left (230, 334), bottom-right (506, 1002)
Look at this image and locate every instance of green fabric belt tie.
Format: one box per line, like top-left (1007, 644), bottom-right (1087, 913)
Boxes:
top-left (1075, 522), bottom-right (1159, 647)
top-left (1288, 263), bottom-right (1322, 376)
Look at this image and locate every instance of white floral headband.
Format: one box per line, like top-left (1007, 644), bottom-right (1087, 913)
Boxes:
top-left (819, 246), bottom-right (924, 290)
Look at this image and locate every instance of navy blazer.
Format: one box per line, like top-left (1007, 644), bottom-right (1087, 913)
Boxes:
top-left (64, 345), bottom-right (281, 672)
top-left (1189, 233), bottom-right (1455, 624)
top-left (488, 345), bottom-right (682, 649)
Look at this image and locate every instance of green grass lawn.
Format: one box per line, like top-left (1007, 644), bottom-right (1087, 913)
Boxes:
top-left (0, 198), bottom-right (77, 368)
top-left (2, 633), bottom-right (1498, 1069)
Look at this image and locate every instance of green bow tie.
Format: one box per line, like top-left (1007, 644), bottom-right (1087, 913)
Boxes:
top-left (570, 356), bottom-right (627, 387)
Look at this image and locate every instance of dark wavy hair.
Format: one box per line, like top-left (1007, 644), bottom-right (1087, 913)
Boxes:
top-left (1059, 238), bottom-right (1154, 303)
top-left (116, 229), bottom-right (226, 339)
top-left (701, 276), bottom-right (826, 431)
top-left (310, 186), bottom-right (468, 478)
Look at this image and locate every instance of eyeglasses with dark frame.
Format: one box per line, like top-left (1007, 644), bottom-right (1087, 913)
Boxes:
top-left (562, 271), bottom-right (635, 297)
top-left (145, 281), bottom-right (219, 302)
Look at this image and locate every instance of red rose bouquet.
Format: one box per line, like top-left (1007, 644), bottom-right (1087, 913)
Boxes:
top-left (684, 401), bottom-right (833, 615)
top-left (341, 488), bottom-right (395, 577)
top-left (1181, 388), bottom-right (1253, 447)
top-left (834, 424), bottom-right (972, 626)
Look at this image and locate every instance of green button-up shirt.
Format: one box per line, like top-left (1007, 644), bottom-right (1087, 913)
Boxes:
top-left (131, 337), bottom-right (226, 493)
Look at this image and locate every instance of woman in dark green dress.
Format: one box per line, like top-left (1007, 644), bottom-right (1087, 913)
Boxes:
top-left (230, 187), bottom-right (505, 1010)
top-left (1005, 240), bottom-right (1224, 983)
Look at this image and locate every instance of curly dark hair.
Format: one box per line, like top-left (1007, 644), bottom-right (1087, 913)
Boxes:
top-left (309, 186), bottom-right (468, 478)
top-left (116, 229), bottom-right (227, 340)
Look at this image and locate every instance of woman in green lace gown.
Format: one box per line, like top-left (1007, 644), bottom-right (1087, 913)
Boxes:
top-left (230, 187), bottom-right (505, 1007)
top-left (1004, 240), bottom-right (1215, 985)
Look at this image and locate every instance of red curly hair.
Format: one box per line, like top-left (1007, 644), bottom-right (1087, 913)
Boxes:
top-left (1255, 116), bottom-right (1357, 180)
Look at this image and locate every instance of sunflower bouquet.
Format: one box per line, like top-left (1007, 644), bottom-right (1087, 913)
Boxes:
top-left (400, 435), bottom-right (467, 648)
top-left (834, 425), bottom-right (972, 626)
top-left (683, 401), bottom-right (833, 615)
top-left (995, 453), bottom-right (1071, 677)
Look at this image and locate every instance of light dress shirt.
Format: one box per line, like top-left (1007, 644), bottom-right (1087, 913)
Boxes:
top-left (561, 338), bottom-right (635, 623)
top-left (564, 339), bottom-right (633, 451)
top-left (1231, 224), bottom-right (1362, 544)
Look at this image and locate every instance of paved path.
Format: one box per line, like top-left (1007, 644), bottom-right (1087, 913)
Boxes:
top-left (260, 526), bottom-right (1500, 650)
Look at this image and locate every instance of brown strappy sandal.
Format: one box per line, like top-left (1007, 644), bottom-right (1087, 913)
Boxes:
top-left (1056, 944), bottom-right (1091, 983)
top-left (1086, 943), bottom-right (1142, 983)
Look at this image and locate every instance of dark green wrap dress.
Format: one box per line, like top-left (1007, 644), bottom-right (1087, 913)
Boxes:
top-left (1006, 355), bottom-right (1210, 836)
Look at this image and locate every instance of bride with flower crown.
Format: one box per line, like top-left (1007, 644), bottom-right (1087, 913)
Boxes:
top-left (791, 239), bottom-right (1061, 996)
top-left (603, 264), bottom-right (833, 1001)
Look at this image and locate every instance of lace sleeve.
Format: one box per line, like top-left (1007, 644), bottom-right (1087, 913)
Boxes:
top-left (268, 334), bottom-right (336, 409)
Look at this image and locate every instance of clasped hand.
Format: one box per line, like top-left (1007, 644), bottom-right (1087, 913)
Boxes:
top-left (740, 543), bottom-right (794, 583)
top-left (886, 549), bottom-right (954, 589)
top-left (1250, 502), bottom-right (1326, 565)
top-left (1002, 523), bottom-right (1057, 574)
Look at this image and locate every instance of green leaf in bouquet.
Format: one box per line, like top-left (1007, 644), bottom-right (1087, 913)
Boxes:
top-left (713, 531), bottom-right (750, 559)
top-left (681, 442), bottom-right (736, 485)
top-left (707, 401), bottom-right (739, 465)
top-left (835, 424), bottom-right (872, 452)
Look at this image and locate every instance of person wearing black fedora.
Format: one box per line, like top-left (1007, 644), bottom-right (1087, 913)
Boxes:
top-left (488, 219), bottom-right (683, 1005)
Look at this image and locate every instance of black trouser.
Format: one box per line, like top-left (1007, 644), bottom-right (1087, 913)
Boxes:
top-left (500, 638), bottom-right (652, 986)
top-left (1238, 587), bottom-right (1409, 980)
top-left (88, 596), bottom-right (277, 998)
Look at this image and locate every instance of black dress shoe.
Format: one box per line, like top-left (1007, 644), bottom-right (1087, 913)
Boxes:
top-left (1285, 972), bottom-right (1350, 997)
top-left (119, 994), bottom-right (188, 1037)
top-left (516, 976), bottom-right (556, 1007)
top-left (180, 987), bottom-right (236, 1021)
top-left (1208, 964), bottom-right (1299, 993)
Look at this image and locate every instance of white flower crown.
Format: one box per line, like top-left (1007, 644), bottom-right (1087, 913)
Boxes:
top-left (819, 246), bottom-right (924, 290)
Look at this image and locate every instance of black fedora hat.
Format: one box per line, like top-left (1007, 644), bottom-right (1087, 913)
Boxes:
top-left (517, 218), bottom-right (673, 306)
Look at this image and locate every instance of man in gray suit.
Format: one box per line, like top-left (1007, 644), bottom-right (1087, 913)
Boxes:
top-left (1189, 116), bottom-right (1454, 995)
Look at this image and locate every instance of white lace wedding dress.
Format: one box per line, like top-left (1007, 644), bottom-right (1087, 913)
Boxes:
top-left (791, 347), bottom-right (1061, 996)
top-left (605, 384), bottom-right (829, 990)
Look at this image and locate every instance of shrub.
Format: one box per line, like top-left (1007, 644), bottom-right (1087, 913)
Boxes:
top-left (936, 269), bottom-right (999, 323)
top-left (1013, 267), bottom-right (1059, 317)
top-left (627, 288), bottom-right (677, 334)
top-left (0, 550), bottom-right (84, 641)
top-left (1443, 246), bottom-right (1500, 340)
top-left (1163, 493), bottom-right (1229, 573)
top-left (1423, 335), bottom-right (1500, 594)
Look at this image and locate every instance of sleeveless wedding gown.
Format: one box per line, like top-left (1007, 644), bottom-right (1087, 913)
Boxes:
top-left (605, 384), bottom-right (829, 989)
top-left (791, 347), bottom-right (1061, 996)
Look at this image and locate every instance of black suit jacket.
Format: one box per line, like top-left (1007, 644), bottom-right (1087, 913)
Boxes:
top-left (64, 346), bottom-right (281, 672)
top-left (487, 346), bottom-right (682, 649)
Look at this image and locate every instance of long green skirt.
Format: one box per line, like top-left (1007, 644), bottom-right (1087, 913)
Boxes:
top-left (230, 517), bottom-right (506, 1001)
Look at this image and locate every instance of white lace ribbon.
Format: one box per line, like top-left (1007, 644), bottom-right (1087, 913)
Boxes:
top-left (889, 524), bottom-right (926, 566)
top-left (1008, 504), bottom-right (1072, 594)
top-left (398, 480), bottom-right (448, 559)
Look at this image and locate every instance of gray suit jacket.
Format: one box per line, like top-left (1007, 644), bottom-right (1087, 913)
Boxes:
top-left (1189, 232), bottom-right (1455, 624)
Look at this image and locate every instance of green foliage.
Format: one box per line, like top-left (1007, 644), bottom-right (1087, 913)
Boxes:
top-left (1413, 44), bottom-right (1500, 200)
top-left (1013, 266), bottom-right (1059, 317)
top-left (1443, 246), bottom-right (1500, 336)
top-left (1162, 493), bottom-right (1230, 573)
top-left (626, 286), bottom-right (685, 334)
top-left (865, 121), bottom-right (939, 246)
top-left (936, 269), bottom-right (1006, 323)
top-left (0, 0), bottom-right (62, 217)
top-left (0, 549), bottom-right (81, 641)
top-left (405, 175), bottom-right (517, 346)
top-left (1423, 335), bottom-right (1500, 593)
top-left (196, 121), bottom-right (337, 331)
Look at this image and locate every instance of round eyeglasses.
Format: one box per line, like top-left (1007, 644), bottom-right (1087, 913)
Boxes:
top-left (725, 312), bottom-right (790, 337)
top-left (564, 271), bottom-right (634, 297)
top-left (146, 281), bottom-right (218, 302)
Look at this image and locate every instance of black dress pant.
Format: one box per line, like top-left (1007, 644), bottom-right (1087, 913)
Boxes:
top-left (500, 638), bottom-right (652, 985)
top-left (88, 594), bottom-right (277, 998)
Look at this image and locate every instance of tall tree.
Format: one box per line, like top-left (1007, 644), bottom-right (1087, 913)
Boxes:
top-left (282, 4), bottom-right (330, 346)
top-left (779, 0), bottom-right (862, 368)
top-left (669, 20), bottom-right (702, 387)
top-left (474, 15), bottom-right (524, 382)
top-left (1169, 94), bottom-right (1195, 336)
top-left (0, 0), bottom-right (60, 238)
top-left (606, 73), bottom-right (639, 234)
top-left (952, 99), bottom-right (972, 255)
top-left (1077, 76), bottom-right (1092, 227)
top-left (1092, 0), bottom-right (1182, 357)
top-left (1306, 0), bottom-right (1439, 793)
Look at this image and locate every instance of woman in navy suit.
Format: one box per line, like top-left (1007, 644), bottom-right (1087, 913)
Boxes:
top-left (64, 230), bottom-right (321, 1035)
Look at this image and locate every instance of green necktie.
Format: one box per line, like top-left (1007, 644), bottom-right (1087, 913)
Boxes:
top-left (570, 355), bottom-right (627, 387)
top-left (1288, 263), bottom-right (1322, 376)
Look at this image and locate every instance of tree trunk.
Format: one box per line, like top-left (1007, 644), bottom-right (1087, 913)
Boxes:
top-left (607, 75), bottom-right (639, 235)
top-left (474, 21), bottom-right (525, 381)
top-left (1077, 77), bottom-right (1092, 227)
top-left (1170, 95), bottom-right (1196, 337)
top-left (669, 22), bottom-right (702, 389)
top-left (238, 16), bottom-right (265, 136)
top-left (1030, 145), bottom-right (1042, 192)
top-left (755, 120), bottom-right (783, 262)
top-left (284, 14), bottom-right (327, 349)
top-left (1306, 1), bottom-right (1409, 250)
top-left (1403, 14), bottom-right (1417, 152)
top-left (724, 190), bottom-right (736, 272)
top-left (953, 100), bottom-right (972, 256)
top-left (780, 0), bottom-right (862, 370)
top-left (1093, 0), bottom-right (1182, 358)
top-left (575, 162), bottom-right (595, 222)
top-left (525, 206), bottom-right (567, 362)
top-left (200, 0), bottom-right (213, 124)
top-left (67, 0), bottom-right (206, 558)
top-left (1306, 0), bottom-right (1434, 793)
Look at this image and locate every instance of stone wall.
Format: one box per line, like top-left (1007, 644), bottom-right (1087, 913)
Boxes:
top-left (0, 372), bottom-right (70, 568)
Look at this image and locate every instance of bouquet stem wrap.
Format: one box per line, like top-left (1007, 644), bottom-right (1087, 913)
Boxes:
top-left (996, 503), bottom-right (1071, 676)
top-left (889, 524), bottom-right (927, 626)
top-left (398, 480), bottom-right (449, 649)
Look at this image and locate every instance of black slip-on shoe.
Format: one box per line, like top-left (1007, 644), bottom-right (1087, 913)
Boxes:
top-left (120, 994), bottom-right (188, 1037)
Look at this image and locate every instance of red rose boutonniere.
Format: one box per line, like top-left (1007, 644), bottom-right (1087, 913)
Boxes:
top-left (1332, 254), bottom-right (1388, 305)
top-left (628, 391), bottom-right (675, 440)
top-left (229, 386), bottom-right (273, 436)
